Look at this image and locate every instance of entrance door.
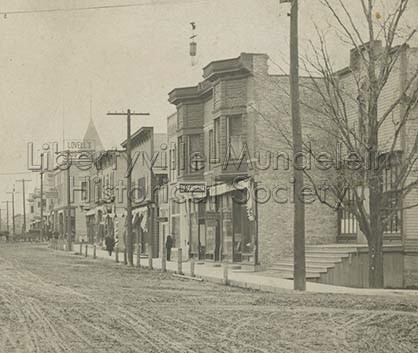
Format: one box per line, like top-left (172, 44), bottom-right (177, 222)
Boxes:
top-left (233, 201), bottom-right (243, 262)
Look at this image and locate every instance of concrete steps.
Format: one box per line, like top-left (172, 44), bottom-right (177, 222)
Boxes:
top-left (267, 244), bottom-right (358, 280)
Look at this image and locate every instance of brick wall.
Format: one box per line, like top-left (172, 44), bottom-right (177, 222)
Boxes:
top-left (250, 62), bottom-right (337, 267)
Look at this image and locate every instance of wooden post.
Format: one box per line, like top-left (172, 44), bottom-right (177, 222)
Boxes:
top-left (124, 247), bottom-right (127, 265)
top-left (177, 248), bottom-right (183, 275)
top-left (79, 243), bottom-right (82, 255)
top-left (148, 251), bottom-right (153, 270)
top-left (190, 257), bottom-right (195, 277)
top-left (223, 262), bottom-right (229, 285)
top-left (85, 244), bottom-right (88, 257)
top-left (115, 246), bottom-right (119, 263)
top-left (93, 245), bottom-right (97, 259)
top-left (289, 0), bottom-right (306, 291)
top-left (136, 243), bottom-right (141, 268)
top-left (161, 247), bottom-right (167, 272)
top-left (16, 179), bottom-right (31, 235)
top-left (107, 110), bottom-right (149, 266)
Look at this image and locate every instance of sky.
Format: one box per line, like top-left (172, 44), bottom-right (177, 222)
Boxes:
top-left (0, 0), bottom-right (417, 216)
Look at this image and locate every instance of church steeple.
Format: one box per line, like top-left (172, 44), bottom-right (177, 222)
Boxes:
top-left (83, 118), bottom-right (104, 151)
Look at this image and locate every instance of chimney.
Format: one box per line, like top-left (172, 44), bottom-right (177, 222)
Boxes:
top-left (350, 40), bottom-right (383, 71)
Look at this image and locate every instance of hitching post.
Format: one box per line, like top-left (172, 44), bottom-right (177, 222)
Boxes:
top-left (161, 247), bottom-right (167, 272)
top-left (177, 248), bottom-right (183, 275)
top-left (190, 257), bottom-right (195, 277)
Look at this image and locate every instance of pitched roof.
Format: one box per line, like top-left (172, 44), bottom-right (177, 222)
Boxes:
top-left (83, 118), bottom-right (104, 151)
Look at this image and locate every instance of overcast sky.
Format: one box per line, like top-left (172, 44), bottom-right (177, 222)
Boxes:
top-left (0, 0), bottom-right (417, 215)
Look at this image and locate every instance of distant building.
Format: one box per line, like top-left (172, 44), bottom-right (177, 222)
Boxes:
top-left (85, 149), bottom-right (127, 246)
top-left (13, 214), bottom-right (25, 235)
top-left (50, 118), bottom-right (104, 242)
top-left (28, 178), bottom-right (56, 234)
top-left (120, 127), bottom-right (168, 258)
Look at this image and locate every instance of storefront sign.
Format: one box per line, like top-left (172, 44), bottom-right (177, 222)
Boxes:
top-left (177, 182), bottom-right (207, 198)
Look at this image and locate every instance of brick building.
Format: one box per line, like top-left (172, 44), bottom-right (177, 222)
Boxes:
top-left (166, 48), bottom-right (418, 288)
top-left (168, 53), bottom-right (336, 268)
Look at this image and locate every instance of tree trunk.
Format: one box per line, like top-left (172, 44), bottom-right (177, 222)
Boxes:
top-left (368, 177), bottom-right (384, 288)
top-left (367, 230), bottom-right (384, 288)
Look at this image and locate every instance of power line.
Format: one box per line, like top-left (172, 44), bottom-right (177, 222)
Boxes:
top-left (0, 0), bottom-right (206, 16)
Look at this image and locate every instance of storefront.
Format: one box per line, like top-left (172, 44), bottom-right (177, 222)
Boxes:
top-left (185, 179), bottom-right (258, 265)
top-left (132, 206), bottom-right (149, 254)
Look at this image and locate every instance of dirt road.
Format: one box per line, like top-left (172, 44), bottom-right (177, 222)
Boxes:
top-left (0, 244), bottom-right (417, 353)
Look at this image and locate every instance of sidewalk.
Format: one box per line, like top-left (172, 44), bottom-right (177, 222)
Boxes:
top-left (70, 243), bottom-right (418, 297)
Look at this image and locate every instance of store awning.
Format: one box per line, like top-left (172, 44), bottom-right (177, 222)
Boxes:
top-left (208, 179), bottom-right (251, 197)
top-left (85, 209), bottom-right (96, 216)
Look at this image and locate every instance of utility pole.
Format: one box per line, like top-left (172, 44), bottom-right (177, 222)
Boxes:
top-left (0, 208), bottom-right (4, 232)
top-left (281, 0), bottom-right (306, 290)
top-left (40, 154), bottom-right (45, 242)
top-left (107, 109), bottom-right (150, 266)
top-left (7, 188), bottom-right (18, 237)
top-left (66, 152), bottom-right (72, 251)
top-left (16, 179), bottom-right (31, 234)
top-left (1, 201), bottom-right (10, 234)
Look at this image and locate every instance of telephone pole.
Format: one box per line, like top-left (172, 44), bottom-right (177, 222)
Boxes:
top-left (7, 188), bottom-right (18, 237)
top-left (107, 109), bottom-right (150, 266)
top-left (0, 208), bottom-right (5, 232)
top-left (40, 166), bottom-right (45, 241)
top-left (281, 0), bottom-right (306, 290)
top-left (16, 179), bottom-right (31, 234)
top-left (1, 201), bottom-right (10, 233)
top-left (66, 152), bottom-right (72, 251)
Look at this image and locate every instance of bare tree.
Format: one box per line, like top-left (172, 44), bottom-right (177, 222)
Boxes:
top-left (298, 0), bottom-right (418, 288)
top-left (249, 0), bottom-right (418, 288)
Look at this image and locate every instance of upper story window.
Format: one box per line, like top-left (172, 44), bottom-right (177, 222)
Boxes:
top-left (214, 118), bottom-right (221, 160)
top-left (138, 177), bottom-right (147, 199)
top-left (169, 145), bottom-right (176, 181)
top-left (208, 129), bottom-right (214, 169)
top-left (178, 136), bottom-right (184, 176)
top-left (188, 134), bottom-right (203, 173)
top-left (81, 181), bottom-right (88, 201)
top-left (227, 115), bottom-right (243, 159)
top-left (177, 135), bottom-right (203, 175)
top-left (96, 179), bottom-right (102, 202)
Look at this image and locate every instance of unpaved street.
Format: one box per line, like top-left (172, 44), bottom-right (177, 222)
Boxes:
top-left (0, 244), bottom-right (418, 353)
